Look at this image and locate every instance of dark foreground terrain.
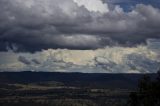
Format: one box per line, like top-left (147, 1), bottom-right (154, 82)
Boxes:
top-left (0, 72), bottom-right (157, 106)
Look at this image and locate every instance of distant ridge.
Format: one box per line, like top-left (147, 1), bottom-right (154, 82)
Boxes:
top-left (0, 71), bottom-right (157, 89)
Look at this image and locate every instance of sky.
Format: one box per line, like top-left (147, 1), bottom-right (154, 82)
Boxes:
top-left (0, 0), bottom-right (160, 73)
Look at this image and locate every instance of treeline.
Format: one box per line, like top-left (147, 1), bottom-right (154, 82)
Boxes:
top-left (128, 71), bottom-right (160, 106)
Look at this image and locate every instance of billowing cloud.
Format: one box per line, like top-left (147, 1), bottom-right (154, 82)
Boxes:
top-left (0, 0), bottom-right (160, 73)
top-left (0, 39), bottom-right (160, 73)
top-left (0, 0), bottom-right (160, 51)
top-left (18, 56), bottom-right (31, 65)
top-left (73, 0), bottom-right (109, 13)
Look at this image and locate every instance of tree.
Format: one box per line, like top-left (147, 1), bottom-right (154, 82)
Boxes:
top-left (128, 71), bottom-right (160, 106)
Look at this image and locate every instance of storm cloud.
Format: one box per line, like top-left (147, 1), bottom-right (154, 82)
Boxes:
top-left (0, 40), bottom-right (160, 73)
top-left (0, 0), bottom-right (160, 52)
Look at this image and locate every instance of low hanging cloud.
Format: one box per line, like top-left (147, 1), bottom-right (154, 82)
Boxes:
top-left (18, 56), bottom-right (31, 65)
top-left (0, 0), bottom-right (160, 51)
top-left (0, 39), bottom-right (160, 73)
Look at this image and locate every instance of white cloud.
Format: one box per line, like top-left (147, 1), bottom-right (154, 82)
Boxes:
top-left (73, 0), bottom-right (109, 13)
top-left (0, 1), bottom-right (160, 73)
top-left (0, 52), bottom-right (25, 71)
top-left (0, 39), bottom-right (160, 73)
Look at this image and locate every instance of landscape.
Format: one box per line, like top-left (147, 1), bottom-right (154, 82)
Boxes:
top-left (0, 0), bottom-right (160, 106)
top-left (0, 72), bottom-right (159, 106)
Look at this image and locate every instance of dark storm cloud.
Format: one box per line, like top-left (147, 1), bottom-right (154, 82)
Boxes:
top-left (0, 0), bottom-right (160, 52)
